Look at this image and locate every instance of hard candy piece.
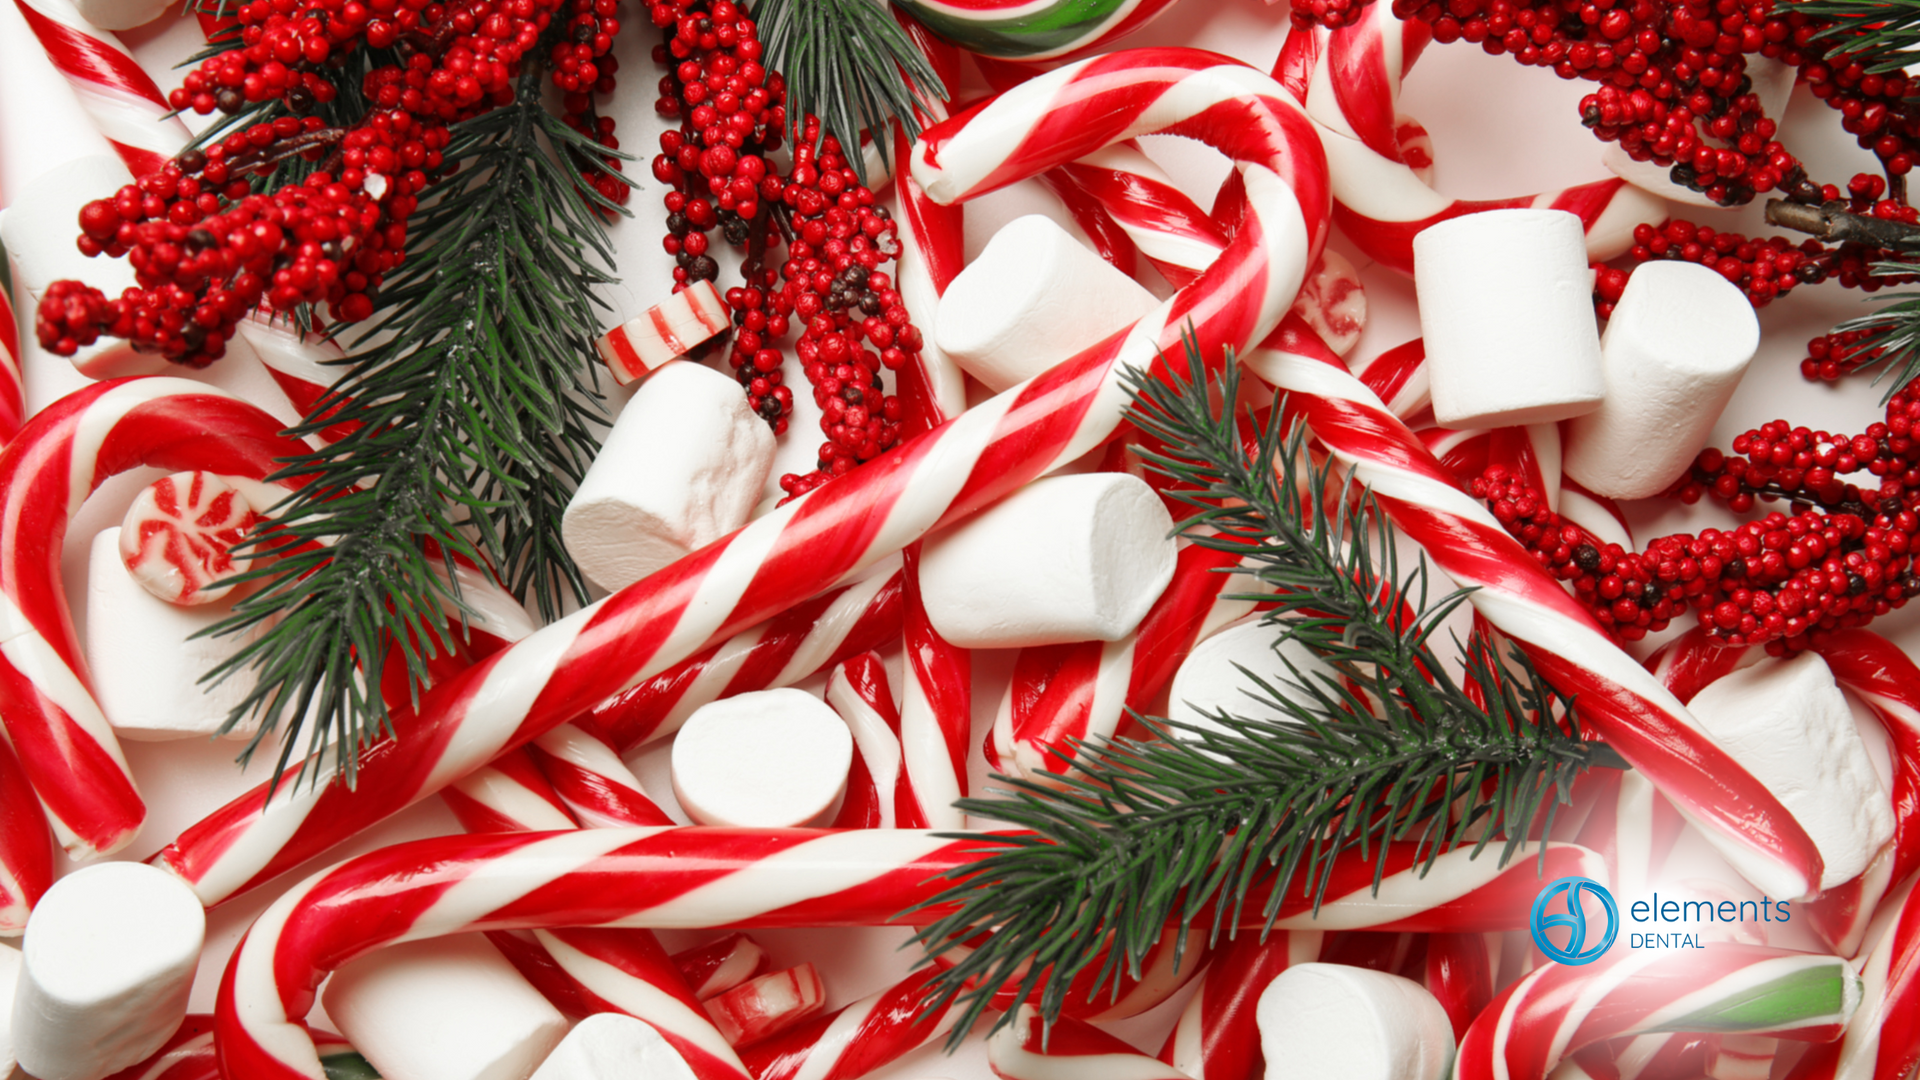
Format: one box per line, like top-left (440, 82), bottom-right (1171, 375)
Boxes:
top-left (119, 471), bottom-right (261, 605)
top-left (670, 689), bottom-right (853, 828)
top-left (1166, 615), bottom-right (1339, 738)
top-left (1413, 209), bottom-right (1606, 427)
top-left (919, 472), bottom-right (1177, 649)
top-left (1688, 651), bottom-right (1895, 891)
top-left (934, 214), bottom-right (1159, 392)
top-left (322, 934), bottom-right (570, 1080)
top-left (672, 933), bottom-right (768, 1001)
top-left (528, 1014), bottom-right (696, 1080)
top-left (13, 862), bottom-right (204, 1080)
top-left (1256, 963), bottom-right (1454, 1080)
top-left (703, 964), bottom-right (825, 1047)
top-left (1293, 250), bottom-right (1368, 358)
top-left (595, 281), bottom-right (732, 386)
top-left (563, 361), bottom-right (776, 592)
top-left (85, 527), bottom-right (262, 741)
top-left (1564, 261), bottom-right (1758, 499)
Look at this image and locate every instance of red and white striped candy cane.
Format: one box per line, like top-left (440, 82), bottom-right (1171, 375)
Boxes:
top-left (989, 1006), bottom-right (1186, 1080)
top-left (526, 721), bottom-right (674, 828)
top-left (1156, 931), bottom-right (1323, 1080)
top-left (441, 746), bottom-right (578, 834)
top-left (0, 286), bottom-right (24, 444)
top-left (0, 377), bottom-right (305, 863)
top-left (212, 830), bottom-right (1601, 1079)
top-left (101, 1016), bottom-right (366, 1080)
top-left (898, 547), bottom-right (971, 830)
top-left (1786, 871), bottom-right (1920, 1080)
top-left (1289, 5), bottom-right (1665, 274)
top-left (737, 966), bottom-right (968, 1080)
top-left (674, 933), bottom-right (770, 1001)
top-left (827, 652), bottom-right (925, 829)
top-left (1455, 946), bottom-right (1861, 1080)
top-left (155, 46), bottom-right (1331, 907)
top-left (12, 0), bottom-right (189, 177)
top-left (1424, 932), bottom-right (1495, 1043)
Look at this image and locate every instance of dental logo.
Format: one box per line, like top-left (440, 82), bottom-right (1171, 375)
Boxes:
top-left (1530, 876), bottom-right (1619, 965)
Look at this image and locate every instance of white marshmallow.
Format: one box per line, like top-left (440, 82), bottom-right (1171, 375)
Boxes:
top-left (0, 944), bottom-right (23, 1074)
top-left (529, 1014), bottom-right (696, 1080)
top-left (323, 934), bottom-right (569, 1080)
top-left (1564, 261), bottom-right (1758, 499)
top-left (1688, 651), bottom-right (1896, 891)
top-left (0, 155), bottom-right (166, 381)
top-left (13, 862), bottom-right (204, 1080)
top-left (919, 472), bottom-right (1177, 649)
top-left (1256, 963), bottom-right (1454, 1080)
top-left (671, 689), bottom-right (852, 828)
top-left (85, 528), bottom-right (262, 741)
top-left (1413, 209), bottom-right (1606, 427)
top-left (1167, 616), bottom-right (1338, 739)
top-left (935, 214), bottom-right (1158, 392)
top-left (70, 0), bottom-right (172, 30)
top-left (563, 362), bottom-right (776, 592)
top-left (1604, 56), bottom-right (1796, 207)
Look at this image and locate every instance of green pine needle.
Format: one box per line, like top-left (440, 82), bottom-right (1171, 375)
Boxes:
top-left (1827, 261), bottom-right (1920, 401)
top-left (750, 0), bottom-right (942, 186)
top-left (201, 62), bottom-right (626, 791)
top-left (908, 337), bottom-right (1617, 1044)
top-left (1780, 0), bottom-right (1920, 75)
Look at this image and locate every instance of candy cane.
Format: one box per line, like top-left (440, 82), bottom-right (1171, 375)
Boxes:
top-left (0, 377), bottom-right (305, 864)
top-left (828, 652), bottom-right (923, 830)
top-left (212, 829), bottom-right (1602, 1079)
top-left (1156, 931), bottom-right (1323, 1080)
top-left (1291, 5), bottom-right (1666, 274)
top-left (154, 46), bottom-right (1332, 907)
top-left (0, 286), bottom-right (24, 445)
top-left (11, 0), bottom-right (189, 177)
top-left (1785, 872), bottom-right (1920, 1080)
top-left (737, 966), bottom-right (968, 1080)
top-left (898, 547), bottom-right (971, 830)
top-left (988, 1005), bottom-right (1187, 1080)
top-left (100, 1016), bottom-right (367, 1080)
top-left (889, 0), bottom-right (1187, 61)
top-left (526, 722), bottom-right (674, 828)
top-left (1424, 932), bottom-right (1495, 1043)
top-left (1454, 946), bottom-right (1862, 1080)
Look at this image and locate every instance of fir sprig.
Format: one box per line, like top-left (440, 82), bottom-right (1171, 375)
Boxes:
top-left (909, 338), bottom-right (1616, 1042)
top-left (1830, 261), bottom-right (1920, 399)
top-left (1781, 0), bottom-right (1920, 75)
top-left (751, 0), bottom-right (941, 186)
top-left (205, 63), bottom-right (623, 787)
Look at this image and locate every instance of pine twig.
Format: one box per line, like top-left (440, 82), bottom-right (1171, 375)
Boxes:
top-left (1780, 0), bottom-right (1920, 75)
top-left (1829, 260), bottom-right (1920, 399)
top-left (907, 336), bottom-right (1616, 1044)
top-left (203, 62), bottom-right (625, 790)
top-left (750, 0), bottom-right (941, 186)
top-left (1766, 198), bottom-right (1920, 250)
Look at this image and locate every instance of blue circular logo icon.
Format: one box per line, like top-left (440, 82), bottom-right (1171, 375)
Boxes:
top-left (1531, 876), bottom-right (1618, 965)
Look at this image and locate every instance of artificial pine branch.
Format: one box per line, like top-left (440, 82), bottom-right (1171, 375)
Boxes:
top-left (204, 60), bottom-right (622, 788)
top-left (909, 337), bottom-right (1617, 1043)
top-left (1827, 261), bottom-right (1920, 398)
top-left (750, 0), bottom-right (941, 186)
top-left (1781, 0), bottom-right (1920, 74)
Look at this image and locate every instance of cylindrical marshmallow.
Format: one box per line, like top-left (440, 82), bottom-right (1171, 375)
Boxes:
top-left (1256, 963), bottom-right (1455, 1080)
top-left (1687, 652), bottom-right (1894, 891)
top-left (1166, 615), bottom-right (1337, 737)
top-left (1413, 209), bottom-right (1606, 427)
top-left (322, 934), bottom-right (570, 1080)
top-left (529, 1014), bottom-right (697, 1080)
top-left (670, 689), bottom-right (853, 828)
top-left (935, 214), bottom-right (1160, 391)
top-left (919, 472), bottom-right (1177, 648)
top-left (13, 862), bottom-right (204, 1080)
top-left (69, 0), bottom-right (171, 30)
top-left (562, 361), bottom-right (776, 592)
top-left (1564, 260), bottom-right (1758, 499)
top-left (85, 528), bottom-right (262, 741)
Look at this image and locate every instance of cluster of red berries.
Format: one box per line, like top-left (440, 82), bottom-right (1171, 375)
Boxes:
top-left (1800, 327), bottom-right (1884, 383)
top-left (648, 0), bottom-right (920, 497)
top-left (37, 116), bottom-right (435, 365)
top-left (1470, 384), bottom-right (1920, 651)
top-left (552, 0), bottom-right (630, 204)
top-left (1623, 218), bottom-right (1819, 307)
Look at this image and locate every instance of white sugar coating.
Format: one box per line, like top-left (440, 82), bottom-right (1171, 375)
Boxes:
top-left (1166, 615), bottom-right (1338, 739)
top-left (671, 689), bottom-right (854, 828)
top-left (935, 214), bottom-right (1159, 392)
top-left (1414, 208), bottom-right (1606, 427)
top-left (14, 863), bottom-right (204, 1080)
top-left (918, 472), bottom-right (1177, 649)
top-left (562, 361), bottom-right (776, 593)
top-left (323, 934), bottom-right (569, 1080)
top-left (86, 528), bottom-right (263, 742)
top-left (1256, 963), bottom-right (1454, 1080)
top-left (1688, 651), bottom-right (1896, 892)
top-left (1565, 260), bottom-right (1759, 500)
top-left (529, 1014), bottom-right (696, 1080)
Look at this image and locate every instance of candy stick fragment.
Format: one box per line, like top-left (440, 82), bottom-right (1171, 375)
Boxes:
top-left (156, 45), bottom-right (1332, 907)
top-left (672, 934), bottom-right (769, 1002)
top-left (0, 287), bottom-right (24, 445)
top-left (595, 280), bottom-right (732, 386)
top-left (11, 0), bottom-right (189, 177)
top-left (988, 1005), bottom-right (1187, 1080)
top-left (737, 966), bottom-right (967, 1080)
top-left (1455, 946), bottom-right (1862, 1080)
top-left (704, 964), bottom-right (826, 1047)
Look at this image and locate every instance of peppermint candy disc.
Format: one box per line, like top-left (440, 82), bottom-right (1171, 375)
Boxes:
top-left (118, 471), bottom-right (261, 605)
